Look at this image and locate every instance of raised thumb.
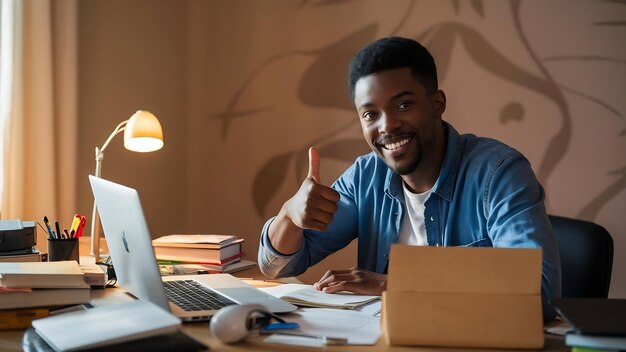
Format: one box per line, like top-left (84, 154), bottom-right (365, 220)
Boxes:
top-left (307, 147), bottom-right (321, 183)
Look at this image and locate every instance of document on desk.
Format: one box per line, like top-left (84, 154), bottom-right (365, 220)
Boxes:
top-left (263, 308), bottom-right (381, 347)
top-left (32, 300), bottom-right (181, 351)
top-left (259, 283), bottom-right (380, 309)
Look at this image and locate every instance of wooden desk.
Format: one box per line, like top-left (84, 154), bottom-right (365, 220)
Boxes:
top-left (0, 239), bottom-right (568, 351)
top-left (0, 278), bottom-right (568, 352)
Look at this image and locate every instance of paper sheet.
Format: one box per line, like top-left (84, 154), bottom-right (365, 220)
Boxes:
top-left (353, 299), bottom-right (381, 316)
top-left (263, 308), bottom-right (381, 346)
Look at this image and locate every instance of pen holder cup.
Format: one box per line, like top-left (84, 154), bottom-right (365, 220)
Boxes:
top-left (48, 238), bottom-right (79, 262)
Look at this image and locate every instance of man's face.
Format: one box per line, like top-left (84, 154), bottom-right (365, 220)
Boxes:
top-left (354, 67), bottom-right (445, 175)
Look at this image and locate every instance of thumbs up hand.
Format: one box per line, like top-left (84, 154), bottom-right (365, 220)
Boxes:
top-left (284, 147), bottom-right (341, 231)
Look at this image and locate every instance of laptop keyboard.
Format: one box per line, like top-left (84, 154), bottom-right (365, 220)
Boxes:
top-left (163, 280), bottom-right (236, 311)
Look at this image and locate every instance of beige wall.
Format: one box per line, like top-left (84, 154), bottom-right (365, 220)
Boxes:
top-left (75, 0), bottom-right (626, 297)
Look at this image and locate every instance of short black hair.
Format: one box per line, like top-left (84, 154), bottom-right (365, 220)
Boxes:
top-left (347, 37), bottom-right (438, 98)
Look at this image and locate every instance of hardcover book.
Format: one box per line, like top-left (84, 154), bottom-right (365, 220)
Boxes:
top-left (0, 307), bottom-right (49, 330)
top-left (153, 244), bottom-right (242, 263)
top-left (0, 261), bottom-right (86, 288)
top-left (0, 287), bottom-right (90, 309)
top-left (152, 234), bottom-right (242, 249)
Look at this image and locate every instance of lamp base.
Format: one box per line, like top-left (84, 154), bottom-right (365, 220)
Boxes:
top-left (79, 237), bottom-right (109, 261)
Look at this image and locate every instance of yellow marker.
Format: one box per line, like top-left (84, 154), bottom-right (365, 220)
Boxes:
top-left (70, 214), bottom-right (81, 233)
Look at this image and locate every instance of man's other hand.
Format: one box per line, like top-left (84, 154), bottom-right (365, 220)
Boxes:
top-left (313, 267), bottom-right (387, 295)
top-left (284, 147), bottom-right (340, 231)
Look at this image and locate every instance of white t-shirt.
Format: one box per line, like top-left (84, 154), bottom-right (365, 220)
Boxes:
top-left (397, 182), bottom-right (431, 246)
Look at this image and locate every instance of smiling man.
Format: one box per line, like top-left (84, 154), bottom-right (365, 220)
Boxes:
top-left (258, 37), bottom-right (561, 320)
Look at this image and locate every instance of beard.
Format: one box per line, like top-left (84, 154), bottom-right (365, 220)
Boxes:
top-left (394, 150), bottom-right (422, 175)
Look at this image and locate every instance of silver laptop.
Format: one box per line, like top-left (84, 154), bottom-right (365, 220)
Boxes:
top-left (89, 175), bottom-right (296, 321)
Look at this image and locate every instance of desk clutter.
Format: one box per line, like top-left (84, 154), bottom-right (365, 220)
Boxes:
top-left (24, 301), bottom-right (206, 352)
top-left (554, 298), bottom-right (626, 350)
top-left (153, 234), bottom-right (256, 274)
top-left (0, 220), bottom-right (45, 262)
top-left (0, 261), bottom-right (91, 329)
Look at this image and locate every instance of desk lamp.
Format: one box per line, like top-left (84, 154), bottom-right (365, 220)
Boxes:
top-left (90, 110), bottom-right (164, 258)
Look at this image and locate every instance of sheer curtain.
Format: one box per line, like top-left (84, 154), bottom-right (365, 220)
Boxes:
top-left (0, 0), bottom-right (77, 248)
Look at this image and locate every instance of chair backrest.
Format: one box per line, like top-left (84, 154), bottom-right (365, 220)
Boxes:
top-left (549, 215), bottom-right (614, 298)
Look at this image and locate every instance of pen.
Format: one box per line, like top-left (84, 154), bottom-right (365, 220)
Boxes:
top-left (55, 221), bottom-right (61, 240)
top-left (63, 228), bottom-right (70, 239)
top-left (43, 216), bottom-right (56, 239)
top-left (76, 216), bottom-right (86, 237)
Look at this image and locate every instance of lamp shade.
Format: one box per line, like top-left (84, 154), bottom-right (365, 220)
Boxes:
top-left (123, 110), bottom-right (164, 152)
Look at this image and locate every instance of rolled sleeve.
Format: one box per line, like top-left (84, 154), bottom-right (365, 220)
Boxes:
top-left (257, 217), bottom-right (307, 279)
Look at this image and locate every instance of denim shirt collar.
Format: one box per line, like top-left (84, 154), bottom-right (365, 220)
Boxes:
top-left (384, 121), bottom-right (460, 202)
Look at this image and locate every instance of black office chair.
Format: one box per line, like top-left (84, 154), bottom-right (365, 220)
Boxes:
top-left (549, 215), bottom-right (614, 298)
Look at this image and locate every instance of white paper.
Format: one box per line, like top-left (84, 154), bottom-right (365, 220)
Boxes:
top-left (353, 299), bottom-right (382, 316)
top-left (544, 319), bottom-right (573, 336)
top-left (264, 334), bottom-right (326, 347)
top-left (259, 283), bottom-right (380, 308)
top-left (263, 308), bottom-right (381, 346)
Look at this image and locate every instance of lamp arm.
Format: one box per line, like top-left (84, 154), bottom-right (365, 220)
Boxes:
top-left (99, 121), bottom-right (127, 154)
top-left (90, 120), bottom-right (128, 258)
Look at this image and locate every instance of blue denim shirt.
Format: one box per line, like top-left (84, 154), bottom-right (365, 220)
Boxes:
top-left (258, 122), bottom-right (561, 320)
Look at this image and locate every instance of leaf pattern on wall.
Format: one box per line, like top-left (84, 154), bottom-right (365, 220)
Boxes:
top-left (500, 102), bottom-right (525, 124)
top-left (416, 24), bottom-right (456, 83)
top-left (218, 0), bottom-right (624, 222)
top-left (253, 152), bottom-right (294, 217)
top-left (293, 139), bottom-right (370, 181)
top-left (299, 24), bottom-right (378, 110)
top-left (578, 166), bottom-right (626, 220)
top-left (470, 0), bottom-right (485, 17)
top-left (318, 138), bottom-right (370, 162)
top-left (214, 25), bottom-right (378, 138)
top-left (415, 19), bottom-right (571, 187)
top-left (455, 16), bottom-right (571, 187)
top-left (451, 0), bottom-right (485, 17)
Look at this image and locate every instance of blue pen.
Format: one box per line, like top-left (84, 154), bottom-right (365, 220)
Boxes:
top-left (43, 216), bottom-right (56, 239)
top-left (261, 322), bottom-right (300, 331)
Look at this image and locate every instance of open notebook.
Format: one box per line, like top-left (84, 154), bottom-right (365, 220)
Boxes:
top-left (259, 283), bottom-right (380, 309)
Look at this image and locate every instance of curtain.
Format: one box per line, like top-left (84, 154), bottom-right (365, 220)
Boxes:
top-left (0, 0), bottom-right (77, 249)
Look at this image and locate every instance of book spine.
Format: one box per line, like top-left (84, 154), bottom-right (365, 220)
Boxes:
top-left (155, 252), bottom-right (243, 265)
top-left (0, 308), bottom-right (49, 330)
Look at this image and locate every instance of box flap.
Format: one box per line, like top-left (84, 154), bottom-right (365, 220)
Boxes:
top-left (387, 245), bottom-right (541, 294)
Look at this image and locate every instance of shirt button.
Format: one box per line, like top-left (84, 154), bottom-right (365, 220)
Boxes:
top-left (430, 216), bottom-right (434, 221)
top-left (384, 254), bottom-right (388, 259)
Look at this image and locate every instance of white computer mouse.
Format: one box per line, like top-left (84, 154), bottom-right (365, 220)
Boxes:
top-left (209, 304), bottom-right (269, 344)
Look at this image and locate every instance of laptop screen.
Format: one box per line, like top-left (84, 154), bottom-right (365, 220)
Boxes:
top-left (89, 175), bottom-right (171, 312)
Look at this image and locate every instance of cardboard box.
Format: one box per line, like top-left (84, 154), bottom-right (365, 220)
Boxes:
top-left (382, 245), bottom-right (544, 349)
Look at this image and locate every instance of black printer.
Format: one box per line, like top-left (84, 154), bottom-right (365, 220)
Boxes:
top-left (0, 220), bottom-right (37, 252)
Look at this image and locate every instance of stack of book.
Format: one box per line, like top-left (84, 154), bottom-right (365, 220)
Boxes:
top-left (0, 248), bottom-right (46, 263)
top-left (152, 234), bottom-right (256, 274)
top-left (0, 261), bottom-right (90, 330)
